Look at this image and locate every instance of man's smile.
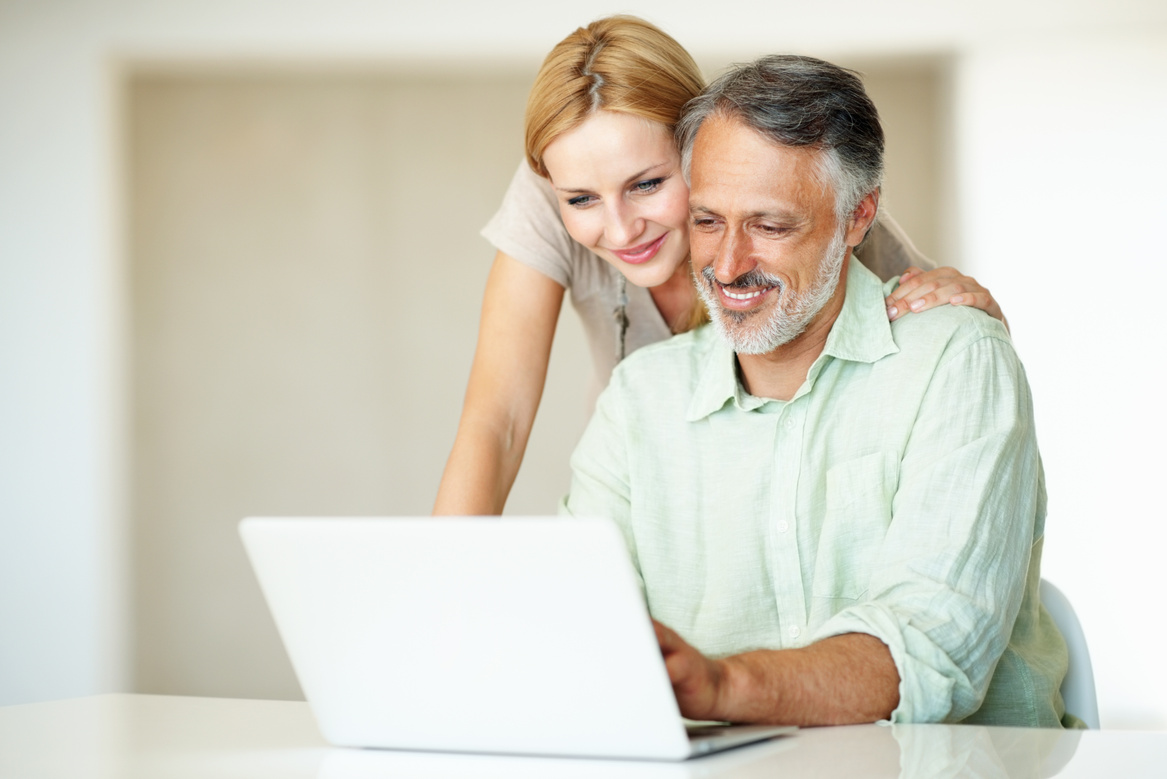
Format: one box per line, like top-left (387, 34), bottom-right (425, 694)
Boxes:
top-left (720, 286), bottom-right (774, 302)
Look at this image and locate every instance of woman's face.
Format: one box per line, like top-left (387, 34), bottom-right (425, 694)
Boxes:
top-left (542, 111), bottom-right (691, 289)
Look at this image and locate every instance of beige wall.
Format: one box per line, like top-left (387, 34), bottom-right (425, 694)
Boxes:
top-left (127, 64), bottom-right (945, 699)
top-left (128, 71), bottom-right (591, 698)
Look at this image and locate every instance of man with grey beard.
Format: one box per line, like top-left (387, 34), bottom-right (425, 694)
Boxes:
top-left (561, 55), bottom-right (1073, 728)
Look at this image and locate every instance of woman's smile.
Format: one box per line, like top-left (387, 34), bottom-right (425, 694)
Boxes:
top-left (610, 233), bottom-right (668, 265)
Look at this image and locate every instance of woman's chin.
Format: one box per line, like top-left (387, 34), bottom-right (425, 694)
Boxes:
top-left (613, 256), bottom-right (688, 290)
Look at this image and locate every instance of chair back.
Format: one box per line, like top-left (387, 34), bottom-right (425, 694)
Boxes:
top-left (1040, 579), bottom-right (1100, 728)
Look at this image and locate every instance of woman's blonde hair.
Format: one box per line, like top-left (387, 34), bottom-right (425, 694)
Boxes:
top-left (525, 16), bottom-right (710, 332)
top-left (524, 15), bottom-right (705, 178)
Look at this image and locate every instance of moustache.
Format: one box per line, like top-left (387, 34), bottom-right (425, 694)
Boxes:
top-left (700, 266), bottom-right (783, 291)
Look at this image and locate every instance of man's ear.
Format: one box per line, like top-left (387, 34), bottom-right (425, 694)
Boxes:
top-left (844, 189), bottom-right (880, 248)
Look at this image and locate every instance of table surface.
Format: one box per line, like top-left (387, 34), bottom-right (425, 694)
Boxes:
top-left (1, 694), bottom-right (1164, 778)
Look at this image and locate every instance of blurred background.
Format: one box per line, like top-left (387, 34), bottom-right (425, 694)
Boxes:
top-left (1, 0), bottom-right (1165, 728)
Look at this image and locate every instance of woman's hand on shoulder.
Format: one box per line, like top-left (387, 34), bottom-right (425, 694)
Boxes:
top-left (885, 266), bottom-right (1008, 330)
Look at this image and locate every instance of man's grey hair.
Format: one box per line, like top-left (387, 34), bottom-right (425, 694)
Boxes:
top-left (677, 54), bottom-right (884, 222)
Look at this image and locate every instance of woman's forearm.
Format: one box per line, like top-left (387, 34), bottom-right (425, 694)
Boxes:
top-left (432, 252), bottom-right (565, 515)
top-left (433, 410), bottom-right (527, 515)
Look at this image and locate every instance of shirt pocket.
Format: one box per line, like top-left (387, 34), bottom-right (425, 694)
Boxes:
top-left (811, 451), bottom-right (898, 602)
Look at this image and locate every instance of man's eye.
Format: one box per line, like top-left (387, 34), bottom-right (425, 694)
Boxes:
top-left (691, 217), bottom-right (718, 230)
top-left (633, 178), bottom-right (664, 194)
top-left (567, 195), bottom-right (595, 207)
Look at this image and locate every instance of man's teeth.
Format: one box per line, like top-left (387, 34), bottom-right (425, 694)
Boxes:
top-left (722, 287), bottom-right (769, 301)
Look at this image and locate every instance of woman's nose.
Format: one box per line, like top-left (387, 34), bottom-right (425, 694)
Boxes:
top-left (605, 204), bottom-right (644, 248)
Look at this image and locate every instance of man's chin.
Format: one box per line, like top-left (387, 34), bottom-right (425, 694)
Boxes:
top-left (724, 332), bottom-right (797, 356)
top-left (716, 305), bottom-right (761, 326)
top-left (709, 310), bottom-right (798, 355)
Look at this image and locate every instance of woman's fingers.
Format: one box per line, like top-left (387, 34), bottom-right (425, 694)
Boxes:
top-left (886, 266), bottom-right (958, 303)
top-left (885, 267), bottom-right (1005, 326)
top-left (948, 290), bottom-right (1006, 327)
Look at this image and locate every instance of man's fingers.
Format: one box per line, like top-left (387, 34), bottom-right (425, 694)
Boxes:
top-left (652, 619), bottom-right (669, 643)
top-left (652, 619), bottom-right (726, 720)
top-left (654, 619), bottom-right (682, 654)
top-left (654, 620), bottom-right (696, 679)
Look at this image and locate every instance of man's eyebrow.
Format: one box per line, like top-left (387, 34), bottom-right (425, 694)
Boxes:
top-left (689, 204), bottom-right (804, 221)
top-left (553, 162), bottom-right (671, 194)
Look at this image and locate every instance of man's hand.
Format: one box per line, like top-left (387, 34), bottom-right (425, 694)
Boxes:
top-left (654, 620), bottom-right (900, 726)
top-left (653, 620), bottom-right (730, 721)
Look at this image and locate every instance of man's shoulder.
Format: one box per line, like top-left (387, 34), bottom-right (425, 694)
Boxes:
top-left (888, 299), bottom-right (1015, 364)
top-left (610, 325), bottom-right (717, 392)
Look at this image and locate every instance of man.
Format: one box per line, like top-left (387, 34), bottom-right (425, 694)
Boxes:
top-left (561, 55), bottom-right (1070, 727)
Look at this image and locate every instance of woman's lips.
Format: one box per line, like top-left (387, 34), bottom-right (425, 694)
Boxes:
top-left (610, 233), bottom-right (667, 265)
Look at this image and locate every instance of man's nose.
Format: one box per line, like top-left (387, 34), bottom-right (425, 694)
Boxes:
top-left (605, 203), bottom-right (644, 248)
top-left (711, 229), bottom-right (754, 283)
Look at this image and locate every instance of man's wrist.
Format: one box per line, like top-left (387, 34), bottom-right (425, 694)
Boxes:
top-left (712, 654), bottom-right (751, 723)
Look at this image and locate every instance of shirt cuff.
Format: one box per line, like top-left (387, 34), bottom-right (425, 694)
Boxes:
top-left (810, 601), bottom-right (968, 723)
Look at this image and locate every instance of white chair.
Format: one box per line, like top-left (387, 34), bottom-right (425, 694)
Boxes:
top-left (1040, 579), bottom-right (1100, 728)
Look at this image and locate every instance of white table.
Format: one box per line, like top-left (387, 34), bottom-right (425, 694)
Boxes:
top-left (1, 694), bottom-right (1163, 778)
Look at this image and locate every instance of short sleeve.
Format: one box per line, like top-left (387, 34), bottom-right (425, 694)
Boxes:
top-left (856, 213), bottom-right (936, 281)
top-left (481, 161), bottom-right (578, 289)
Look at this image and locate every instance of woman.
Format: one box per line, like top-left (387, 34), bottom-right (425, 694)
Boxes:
top-left (433, 16), bottom-right (1002, 515)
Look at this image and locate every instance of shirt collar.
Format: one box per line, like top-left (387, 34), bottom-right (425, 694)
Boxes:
top-left (686, 256), bottom-right (899, 421)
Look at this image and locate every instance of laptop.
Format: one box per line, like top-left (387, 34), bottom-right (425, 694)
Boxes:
top-left (240, 516), bottom-right (795, 761)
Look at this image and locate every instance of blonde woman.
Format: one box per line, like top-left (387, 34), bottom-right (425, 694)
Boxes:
top-left (434, 16), bottom-right (1002, 515)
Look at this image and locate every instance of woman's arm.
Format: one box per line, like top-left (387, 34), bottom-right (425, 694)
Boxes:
top-left (433, 251), bottom-right (566, 516)
top-left (885, 266), bottom-right (1008, 330)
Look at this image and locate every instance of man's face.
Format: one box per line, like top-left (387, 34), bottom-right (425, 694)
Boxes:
top-left (687, 114), bottom-right (857, 354)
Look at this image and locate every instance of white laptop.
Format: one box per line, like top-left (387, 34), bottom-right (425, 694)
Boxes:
top-left (239, 516), bottom-right (795, 761)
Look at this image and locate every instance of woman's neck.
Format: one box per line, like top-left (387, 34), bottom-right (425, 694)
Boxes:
top-left (648, 259), bottom-right (699, 334)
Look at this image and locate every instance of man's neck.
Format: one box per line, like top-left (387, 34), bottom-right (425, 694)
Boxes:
top-left (736, 272), bottom-right (848, 402)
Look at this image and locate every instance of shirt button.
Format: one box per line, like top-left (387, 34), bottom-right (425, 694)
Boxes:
top-left (777, 520), bottom-right (789, 533)
top-left (784, 417), bottom-right (794, 430)
top-left (789, 626), bottom-right (802, 639)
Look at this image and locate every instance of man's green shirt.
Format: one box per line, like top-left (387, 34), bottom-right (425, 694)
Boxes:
top-left (562, 258), bottom-right (1069, 726)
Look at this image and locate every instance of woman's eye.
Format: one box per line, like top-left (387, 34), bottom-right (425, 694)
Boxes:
top-left (567, 195), bottom-right (595, 207)
top-left (633, 177), bottom-right (664, 194)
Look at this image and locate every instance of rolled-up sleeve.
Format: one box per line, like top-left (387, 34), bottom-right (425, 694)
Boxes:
top-left (810, 333), bottom-right (1042, 723)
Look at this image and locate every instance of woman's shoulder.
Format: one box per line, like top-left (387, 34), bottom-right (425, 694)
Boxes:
top-left (856, 213), bottom-right (936, 281)
top-left (480, 161), bottom-right (589, 288)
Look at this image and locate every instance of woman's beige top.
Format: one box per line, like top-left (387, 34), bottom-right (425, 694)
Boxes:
top-left (481, 162), bottom-right (934, 397)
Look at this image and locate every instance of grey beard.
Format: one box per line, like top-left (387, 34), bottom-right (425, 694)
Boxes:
top-left (696, 227), bottom-right (848, 355)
